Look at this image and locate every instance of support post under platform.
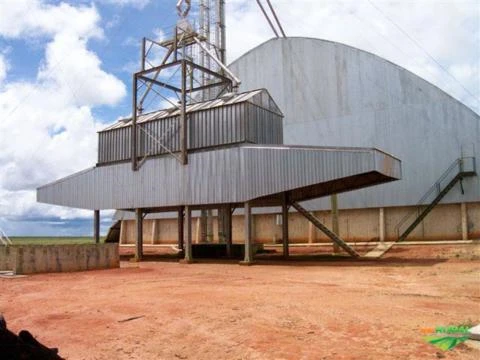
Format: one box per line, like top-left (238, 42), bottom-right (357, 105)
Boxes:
top-left (135, 208), bottom-right (143, 261)
top-left (178, 207), bottom-right (184, 251)
top-left (226, 204), bottom-right (232, 258)
top-left (183, 206), bottom-right (193, 263)
top-left (93, 210), bottom-right (100, 244)
top-left (240, 201), bottom-right (254, 265)
top-left (282, 193), bottom-right (289, 259)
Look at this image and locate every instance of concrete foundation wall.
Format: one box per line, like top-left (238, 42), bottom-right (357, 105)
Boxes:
top-left (0, 244), bottom-right (119, 274)
top-left (119, 202), bottom-right (480, 245)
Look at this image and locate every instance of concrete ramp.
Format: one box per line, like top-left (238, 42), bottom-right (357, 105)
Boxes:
top-left (363, 242), bottom-right (395, 258)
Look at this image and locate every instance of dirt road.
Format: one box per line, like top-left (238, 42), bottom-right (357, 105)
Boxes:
top-left (1, 244), bottom-right (479, 359)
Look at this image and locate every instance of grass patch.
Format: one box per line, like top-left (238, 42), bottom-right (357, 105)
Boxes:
top-left (10, 237), bottom-right (105, 246)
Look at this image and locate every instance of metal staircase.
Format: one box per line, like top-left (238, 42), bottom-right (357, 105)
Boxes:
top-left (291, 201), bottom-right (360, 257)
top-left (396, 157), bottom-right (476, 242)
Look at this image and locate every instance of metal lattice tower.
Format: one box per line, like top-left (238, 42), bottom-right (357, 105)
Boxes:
top-left (130, 0), bottom-right (239, 170)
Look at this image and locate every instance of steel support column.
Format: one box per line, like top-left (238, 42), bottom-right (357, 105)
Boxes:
top-left (183, 206), bottom-right (193, 263)
top-left (240, 201), bottom-right (254, 265)
top-left (93, 210), bottom-right (100, 244)
top-left (135, 208), bottom-right (143, 261)
top-left (180, 59), bottom-right (188, 165)
top-left (461, 203), bottom-right (468, 240)
top-left (331, 194), bottom-right (340, 253)
top-left (178, 207), bottom-right (184, 251)
top-left (131, 75), bottom-right (138, 171)
top-left (379, 207), bottom-right (385, 243)
top-left (282, 193), bottom-right (289, 259)
top-left (225, 204), bottom-right (232, 258)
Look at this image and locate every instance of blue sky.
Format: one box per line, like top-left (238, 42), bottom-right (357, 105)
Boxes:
top-left (0, 0), bottom-right (478, 236)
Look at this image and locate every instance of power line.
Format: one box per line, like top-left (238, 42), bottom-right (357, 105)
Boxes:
top-left (256, 0), bottom-right (280, 38)
top-left (367, 0), bottom-right (479, 105)
top-left (265, 0), bottom-right (286, 38)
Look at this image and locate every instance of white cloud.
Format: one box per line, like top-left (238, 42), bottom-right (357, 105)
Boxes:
top-left (39, 32), bottom-right (126, 106)
top-left (0, 0), bottom-right (102, 39)
top-left (100, 0), bottom-right (150, 9)
top-left (0, 54), bottom-right (7, 84)
top-left (152, 28), bottom-right (166, 42)
top-left (225, 0), bottom-right (480, 113)
top-left (0, 0), bottom-right (126, 227)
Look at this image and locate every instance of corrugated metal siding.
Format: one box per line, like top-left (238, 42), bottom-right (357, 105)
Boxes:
top-left (98, 102), bottom-right (283, 164)
top-left (38, 145), bottom-right (400, 210)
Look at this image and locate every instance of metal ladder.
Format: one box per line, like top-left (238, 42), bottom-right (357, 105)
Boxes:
top-left (291, 201), bottom-right (360, 258)
top-left (0, 228), bottom-right (12, 246)
top-left (396, 157), bottom-right (476, 242)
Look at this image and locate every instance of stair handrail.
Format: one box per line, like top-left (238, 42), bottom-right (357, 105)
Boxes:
top-left (394, 157), bottom-right (468, 239)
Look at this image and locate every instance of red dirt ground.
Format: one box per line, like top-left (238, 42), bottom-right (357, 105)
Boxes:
top-left (1, 244), bottom-right (479, 359)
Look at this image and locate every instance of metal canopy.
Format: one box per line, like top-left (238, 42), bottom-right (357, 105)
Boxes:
top-left (37, 144), bottom-right (401, 211)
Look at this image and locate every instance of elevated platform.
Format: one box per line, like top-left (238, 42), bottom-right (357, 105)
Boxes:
top-left (37, 144), bottom-right (401, 210)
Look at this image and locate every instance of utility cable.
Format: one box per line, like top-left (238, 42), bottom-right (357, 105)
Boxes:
top-left (256, 0), bottom-right (280, 38)
top-left (367, 0), bottom-right (479, 105)
top-left (265, 0), bottom-right (286, 37)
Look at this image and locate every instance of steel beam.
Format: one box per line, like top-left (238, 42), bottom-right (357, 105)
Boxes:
top-left (138, 75), bottom-right (181, 93)
top-left (136, 60), bottom-right (181, 77)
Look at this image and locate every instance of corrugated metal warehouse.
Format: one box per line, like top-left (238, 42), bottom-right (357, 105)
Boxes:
top-left (112, 37), bottom-right (479, 245)
top-left (38, 84), bottom-right (401, 261)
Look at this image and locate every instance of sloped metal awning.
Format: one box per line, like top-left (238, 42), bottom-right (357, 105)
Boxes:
top-left (37, 144), bottom-right (401, 211)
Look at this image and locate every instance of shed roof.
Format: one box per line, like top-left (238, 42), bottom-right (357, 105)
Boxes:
top-left (100, 88), bottom-right (283, 132)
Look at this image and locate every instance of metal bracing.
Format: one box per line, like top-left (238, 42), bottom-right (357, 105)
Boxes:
top-left (291, 201), bottom-right (360, 258)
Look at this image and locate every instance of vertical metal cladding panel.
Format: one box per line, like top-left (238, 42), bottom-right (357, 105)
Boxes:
top-left (97, 99), bottom-right (283, 164)
top-left (244, 103), bottom-right (283, 145)
top-left (240, 147), bottom-right (375, 200)
top-left (38, 145), bottom-right (400, 210)
top-left (98, 134), bottom-right (103, 163)
top-left (374, 150), bottom-right (402, 179)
